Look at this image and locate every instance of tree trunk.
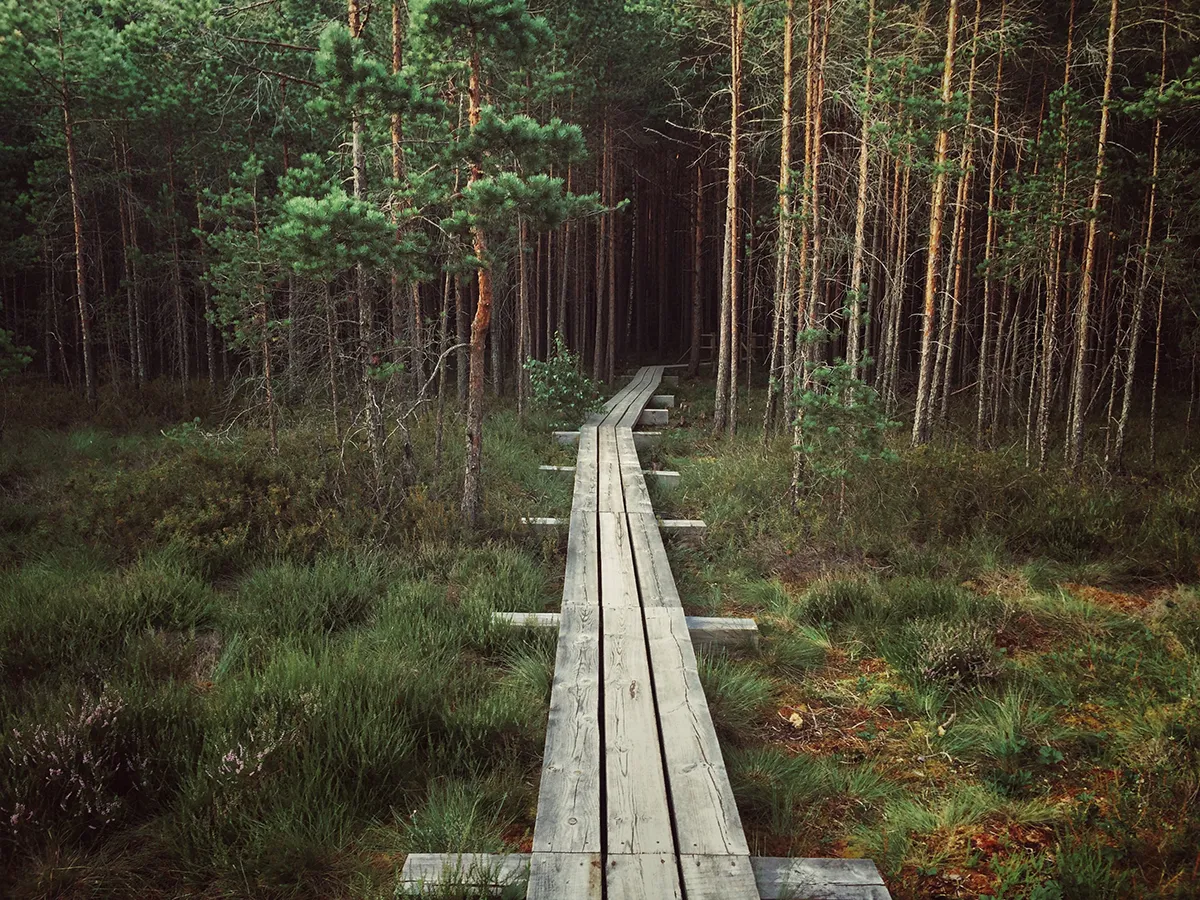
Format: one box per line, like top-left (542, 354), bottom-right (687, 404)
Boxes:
top-left (713, 0), bottom-right (742, 436)
top-left (462, 41), bottom-right (494, 525)
top-left (1113, 1), bottom-right (1165, 469)
top-left (976, 0), bottom-right (1007, 443)
top-left (58, 11), bottom-right (94, 405)
top-left (765, 0), bottom-right (794, 434)
top-left (689, 163), bottom-right (704, 378)
top-left (846, 0), bottom-right (874, 383)
top-left (912, 0), bottom-right (960, 445)
top-left (1067, 0), bottom-right (1118, 471)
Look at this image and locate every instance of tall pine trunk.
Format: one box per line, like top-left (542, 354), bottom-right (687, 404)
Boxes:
top-left (1067, 0), bottom-right (1118, 471)
top-left (912, 0), bottom-right (960, 445)
top-left (462, 40), bottom-right (494, 525)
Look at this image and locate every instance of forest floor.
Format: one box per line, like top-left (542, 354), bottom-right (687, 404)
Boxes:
top-left (1, 376), bottom-right (1198, 899)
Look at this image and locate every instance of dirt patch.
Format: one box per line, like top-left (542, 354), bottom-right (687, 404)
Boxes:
top-left (769, 541), bottom-right (871, 591)
top-left (1064, 583), bottom-right (1151, 614)
top-left (994, 611), bottom-right (1055, 654)
top-left (767, 700), bottom-right (908, 761)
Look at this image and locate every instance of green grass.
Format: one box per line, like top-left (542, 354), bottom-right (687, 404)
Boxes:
top-left (3, 377), bottom-right (1199, 898)
top-left (660, 379), bottom-right (1200, 897)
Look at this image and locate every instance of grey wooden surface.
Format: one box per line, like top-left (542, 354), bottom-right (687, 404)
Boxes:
top-left (404, 367), bottom-right (888, 899)
top-left (399, 853), bottom-right (890, 899)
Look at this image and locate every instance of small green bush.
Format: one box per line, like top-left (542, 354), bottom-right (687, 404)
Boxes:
top-left (523, 334), bottom-right (602, 427)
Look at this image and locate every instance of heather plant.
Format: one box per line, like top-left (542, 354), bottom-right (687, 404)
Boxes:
top-left (3, 689), bottom-right (148, 844)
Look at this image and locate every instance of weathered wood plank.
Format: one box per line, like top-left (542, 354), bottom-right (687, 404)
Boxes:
top-left (492, 611), bottom-right (760, 652)
top-left (663, 374), bottom-right (680, 386)
top-left (752, 858), bottom-right (891, 899)
top-left (597, 512), bottom-right (638, 609)
top-left (661, 518), bottom-right (707, 536)
top-left (651, 394), bottom-right (676, 408)
top-left (605, 853), bottom-right (682, 900)
top-left (597, 427), bottom-right (624, 514)
top-left (522, 516), bottom-right (566, 530)
top-left (539, 464), bottom-right (576, 474)
top-left (492, 611), bottom-right (561, 629)
top-left (527, 852), bottom-right (603, 900)
top-left (616, 430), bottom-right (654, 515)
top-left (633, 431), bottom-right (662, 451)
top-left (638, 408), bottom-right (670, 427)
top-left (572, 426), bottom-right (599, 513)
top-left (603, 602), bottom-right (674, 857)
top-left (644, 468), bottom-right (681, 487)
top-left (678, 854), bottom-right (760, 900)
top-left (531, 604), bottom-right (601, 854)
top-left (641, 607), bottom-right (752, 862)
top-left (398, 852), bottom-right (528, 894)
top-left (561, 509), bottom-right (598, 608)
top-left (625, 512), bottom-right (681, 609)
top-left (686, 615), bottom-right (760, 652)
top-left (554, 430), bottom-right (581, 446)
top-left (399, 854), bottom-right (890, 900)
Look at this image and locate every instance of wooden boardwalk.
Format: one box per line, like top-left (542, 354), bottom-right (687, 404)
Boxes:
top-left (402, 367), bottom-right (889, 899)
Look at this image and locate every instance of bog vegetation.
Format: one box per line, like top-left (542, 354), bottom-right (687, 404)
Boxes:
top-left (2, 0), bottom-right (1200, 896)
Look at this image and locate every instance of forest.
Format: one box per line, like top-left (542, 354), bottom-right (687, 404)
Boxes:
top-left (2, 0), bottom-right (1200, 897)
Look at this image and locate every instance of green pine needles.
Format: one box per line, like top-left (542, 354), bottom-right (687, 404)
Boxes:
top-left (795, 355), bottom-right (898, 491)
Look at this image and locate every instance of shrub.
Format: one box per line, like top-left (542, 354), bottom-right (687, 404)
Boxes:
top-left (523, 334), bottom-right (602, 427)
top-left (910, 620), bottom-right (1004, 689)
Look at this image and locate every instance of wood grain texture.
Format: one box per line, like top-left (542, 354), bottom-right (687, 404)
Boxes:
top-left (643, 607), bottom-right (753, 863)
top-left (638, 407), bottom-right (670, 426)
top-left (527, 852), bottom-right (603, 900)
top-left (532, 604), bottom-right (601, 854)
top-left (678, 854), bottom-right (760, 899)
top-left (561, 508), bottom-right (598, 608)
top-left (603, 604), bottom-right (674, 857)
top-left (626, 512), bottom-right (682, 609)
top-left (616, 430), bottom-right (654, 515)
top-left (400, 854), bottom-right (891, 900)
top-left (605, 852), bottom-right (683, 900)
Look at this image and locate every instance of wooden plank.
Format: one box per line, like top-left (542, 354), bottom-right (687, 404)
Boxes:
top-left (753, 858), bottom-right (890, 899)
top-left (532, 604), bottom-right (601, 854)
top-left (616, 430), bottom-right (654, 515)
top-left (603, 602), bottom-right (674, 856)
top-left (638, 408), bottom-right (670, 427)
top-left (651, 394), bottom-right (676, 408)
top-left (597, 512), bottom-right (637, 609)
top-left (540, 464), bottom-right (576, 474)
top-left (678, 854), bottom-right (760, 900)
top-left (626, 512), bottom-right (682, 609)
top-left (527, 852), bottom-right (603, 900)
top-left (618, 368), bottom-right (664, 429)
top-left (572, 426), bottom-right (599, 513)
top-left (597, 427), bottom-right (624, 514)
top-left (644, 468), bottom-right (681, 487)
top-left (522, 516), bottom-right (566, 530)
top-left (686, 615), bottom-right (760, 652)
top-left (492, 611), bottom-right (760, 652)
top-left (398, 852), bottom-right (529, 894)
top-left (642, 608), bottom-right (753, 863)
top-left (661, 518), bottom-right (707, 536)
top-left (663, 375), bottom-right (680, 387)
top-left (606, 853), bottom-right (682, 900)
top-left (555, 430), bottom-right (581, 446)
top-left (400, 854), bottom-right (890, 900)
top-left (561, 509), bottom-right (598, 608)
top-left (752, 857), bottom-right (886, 888)
top-left (493, 611), bottom-right (560, 629)
top-left (633, 431), bottom-right (662, 451)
